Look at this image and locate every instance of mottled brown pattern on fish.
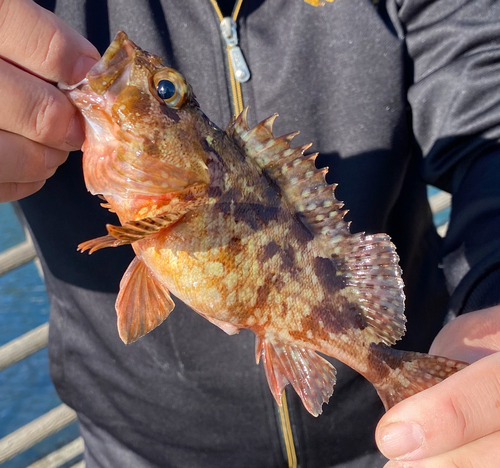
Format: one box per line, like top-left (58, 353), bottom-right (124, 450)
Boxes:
top-left (312, 256), bottom-right (346, 290)
top-left (289, 314), bottom-right (332, 344)
top-left (310, 298), bottom-right (366, 335)
top-left (262, 241), bottom-right (280, 262)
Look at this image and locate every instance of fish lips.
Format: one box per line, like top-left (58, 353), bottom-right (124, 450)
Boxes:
top-left (58, 32), bottom-right (144, 138)
top-left (60, 31), bottom-right (148, 94)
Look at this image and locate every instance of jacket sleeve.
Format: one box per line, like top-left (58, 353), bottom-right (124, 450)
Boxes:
top-left (389, 0), bottom-right (500, 316)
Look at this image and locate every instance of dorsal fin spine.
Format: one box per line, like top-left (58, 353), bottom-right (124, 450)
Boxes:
top-left (240, 114), bottom-right (277, 143)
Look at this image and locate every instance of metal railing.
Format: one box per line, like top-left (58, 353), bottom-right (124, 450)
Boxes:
top-left (0, 190), bottom-right (451, 467)
top-left (0, 209), bottom-right (83, 467)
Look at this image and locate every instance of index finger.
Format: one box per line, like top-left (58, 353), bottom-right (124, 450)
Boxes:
top-left (0, 0), bottom-right (99, 83)
top-left (376, 353), bottom-right (499, 461)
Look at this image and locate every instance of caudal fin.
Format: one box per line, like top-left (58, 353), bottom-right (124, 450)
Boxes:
top-left (370, 344), bottom-right (468, 410)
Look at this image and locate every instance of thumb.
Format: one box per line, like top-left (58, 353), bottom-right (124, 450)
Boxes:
top-left (430, 306), bottom-right (499, 363)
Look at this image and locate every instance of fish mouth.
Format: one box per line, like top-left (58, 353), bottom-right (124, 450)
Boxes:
top-left (59, 31), bottom-right (136, 96)
top-left (59, 30), bottom-right (165, 112)
top-left (85, 31), bottom-right (137, 95)
top-left (58, 31), bottom-right (147, 139)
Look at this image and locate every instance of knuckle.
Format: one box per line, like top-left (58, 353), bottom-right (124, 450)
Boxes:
top-left (447, 393), bottom-right (468, 441)
top-left (28, 22), bottom-right (62, 75)
top-left (28, 88), bottom-right (69, 145)
top-left (446, 457), bottom-right (461, 468)
top-left (33, 91), bottom-right (56, 140)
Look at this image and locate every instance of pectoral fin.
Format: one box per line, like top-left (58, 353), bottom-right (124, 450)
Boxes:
top-left (256, 336), bottom-right (337, 417)
top-left (78, 214), bottom-right (182, 254)
top-left (116, 256), bottom-right (175, 344)
top-left (77, 234), bottom-right (125, 253)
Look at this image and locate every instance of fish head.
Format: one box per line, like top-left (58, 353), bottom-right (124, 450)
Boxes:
top-left (60, 31), bottom-right (211, 219)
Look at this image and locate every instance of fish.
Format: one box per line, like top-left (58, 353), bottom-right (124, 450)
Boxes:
top-left (59, 31), bottom-right (467, 416)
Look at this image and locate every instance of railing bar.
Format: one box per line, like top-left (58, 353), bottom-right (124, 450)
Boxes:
top-left (0, 239), bottom-right (37, 277)
top-left (26, 437), bottom-right (84, 468)
top-left (429, 191), bottom-right (451, 214)
top-left (0, 404), bottom-right (77, 464)
top-left (0, 323), bottom-right (49, 371)
top-left (437, 221), bottom-right (449, 237)
top-left (69, 461), bottom-right (85, 468)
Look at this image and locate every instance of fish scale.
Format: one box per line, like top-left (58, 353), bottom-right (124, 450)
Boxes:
top-left (60, 31), bottom-right (467, 418)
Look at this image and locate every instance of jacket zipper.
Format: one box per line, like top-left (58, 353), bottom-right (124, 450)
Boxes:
top-left (208, 2), bottom-right (299, 466)
top-left (208, 0), bottom-right (249, 115)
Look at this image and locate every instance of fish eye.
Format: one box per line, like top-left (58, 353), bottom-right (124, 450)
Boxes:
top-left (157, 80), bottom-right (175, 100)
top-left (153, 68), bottom-right (189, 109)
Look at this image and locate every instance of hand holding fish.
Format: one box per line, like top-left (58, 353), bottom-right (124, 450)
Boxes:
top-left (0, 0), bottom-right (98, 202)
top-left (377, 306), bottom-right (499, 468)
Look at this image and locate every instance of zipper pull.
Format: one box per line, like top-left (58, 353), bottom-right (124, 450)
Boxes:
top-left (220, 17), bottom-right (251, 83)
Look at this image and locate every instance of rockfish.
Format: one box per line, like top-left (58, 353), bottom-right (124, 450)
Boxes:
top-left (60, 31), bottom-right (466, 416)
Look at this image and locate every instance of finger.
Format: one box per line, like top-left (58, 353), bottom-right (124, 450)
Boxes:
top-left (384, 431), bottom-right (499, 468)
top-left (0, 0), bottom-right (99, 83)
top-left (0, 57), bottom-right (85, 150)
top-left (376, 353), bottom-right (499, 461)
top-left (0, 129), bottom-right (68, 183)
top-left (430, 307), bottom-right (500, 362)
top-left (0, 180), bottom-right (46, 203)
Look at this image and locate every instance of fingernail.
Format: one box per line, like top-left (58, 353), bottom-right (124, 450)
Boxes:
top-left (378, 422), bottom-right (424, 459)
top-left (384, 461), bottom-right (414, 468)
top-left (64, 114), bottom-right (85, 149)
top-left (72, 55), bottom-right (98, 83)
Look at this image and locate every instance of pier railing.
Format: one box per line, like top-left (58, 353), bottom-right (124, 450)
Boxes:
top-left (0, 206), bottom-right (83, 467)
top-left (0, 189), bottom-right (451, 467)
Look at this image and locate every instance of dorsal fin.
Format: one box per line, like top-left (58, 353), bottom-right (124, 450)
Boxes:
top-left (228, 109), bottom-right (406, 345)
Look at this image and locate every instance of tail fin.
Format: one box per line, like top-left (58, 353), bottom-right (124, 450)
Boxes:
top-left (370, 344), bottom-right (468, 410)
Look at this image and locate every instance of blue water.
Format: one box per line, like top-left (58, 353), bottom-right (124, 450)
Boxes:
top-left (0, 203), bottom-right (81, 468)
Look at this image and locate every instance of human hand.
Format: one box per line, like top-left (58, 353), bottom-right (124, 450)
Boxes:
top-left (376, 306), bottom-right (499, 468)
top-left (0, 0), bottom-right (99, 202)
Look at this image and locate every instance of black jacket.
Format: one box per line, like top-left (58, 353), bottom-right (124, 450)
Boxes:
top-left (20, 0), bottom-right (499, 466)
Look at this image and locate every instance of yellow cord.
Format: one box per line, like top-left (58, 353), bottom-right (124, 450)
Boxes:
top-left (230, 0), bottom-right (245, 115)
top-left (279, 392), bottom-right (298, 468)
top-left (232, 0), bottom-right (244, 20)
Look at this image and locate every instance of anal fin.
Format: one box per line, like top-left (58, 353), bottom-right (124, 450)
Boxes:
top-left (256, 336), bottom-right (337, 416)
top-left (116, 256), bottom-right (175, 344)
